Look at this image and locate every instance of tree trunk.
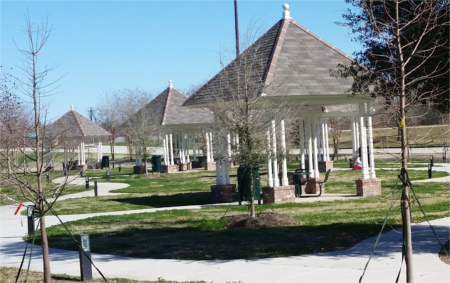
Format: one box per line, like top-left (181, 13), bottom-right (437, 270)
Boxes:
top-left (40, 213), bottom-right (52, 282)
top-left (396, 1), bottom-right (413, 281)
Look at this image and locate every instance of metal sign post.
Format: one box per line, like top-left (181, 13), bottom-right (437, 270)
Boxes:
top-left (27, 205), bottom-right (35, 236)
top-left (78, 234), bottom-right (93, 281)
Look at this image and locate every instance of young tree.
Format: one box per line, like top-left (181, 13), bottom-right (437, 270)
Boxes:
top-left (205, 40), bottom-right (286, 217)
top-left (123, 92), bottom-right (159, 175)
top-left (2, 14), bottom-right (67, 282)
top-left (337, 1), bottom-right (449, 281)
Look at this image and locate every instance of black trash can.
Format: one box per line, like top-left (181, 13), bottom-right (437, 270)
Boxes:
top-left (101, 156), bottom-right (110, 169)
top-left (237, 164), bottom-right (262, 205)
top-left (152, 155), bottom-right (162, 173)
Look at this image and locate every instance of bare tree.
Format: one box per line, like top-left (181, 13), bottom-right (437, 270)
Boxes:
top-left (203, 37), bottom-right (286, 217)
top-left (123, 93), bottom-right (159, 175)
top-left (0, 13), bottom-right (72, 282)
top-left (96, 88), bottom-right (152, 161)
top-left (336, 1), bottom-right (449, 281)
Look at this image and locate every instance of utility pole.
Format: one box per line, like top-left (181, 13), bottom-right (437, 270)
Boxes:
top-left (234, 0), bottom-right (240, 58)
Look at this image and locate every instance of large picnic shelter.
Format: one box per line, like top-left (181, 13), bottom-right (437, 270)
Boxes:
top-left (183, 4), bottom-right (381, 201)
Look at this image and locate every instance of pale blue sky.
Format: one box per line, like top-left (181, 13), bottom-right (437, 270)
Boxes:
top-left (1, 0), bottom-right (361, 122)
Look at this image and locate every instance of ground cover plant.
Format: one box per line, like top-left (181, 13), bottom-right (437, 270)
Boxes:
top-left (26, 165), bottom-right (449, 260)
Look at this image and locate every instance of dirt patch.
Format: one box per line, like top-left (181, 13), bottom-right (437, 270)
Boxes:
top-left (223, 212), bottom-right (298, 229)
top-left (142, 174), bottom-right (161, 179)
top-left (438, 240), bottom-right (450, 265)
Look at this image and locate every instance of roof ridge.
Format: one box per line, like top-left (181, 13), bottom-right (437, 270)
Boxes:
top-left (264, 19), bottom-right (289, 86)
top-left (71, 110), bottom-right (85, 136)
top-left (289, 20), bottom-right (354, 61)
top-left (161, 87), bottom-right (170, 125)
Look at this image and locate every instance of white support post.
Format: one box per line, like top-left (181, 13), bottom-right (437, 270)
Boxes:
top-left (163, 136), bottom-right (167, 165)
top-left (209, 132), bottom-right (214, 161)
top-left (186, 135), bottom-right (190, 163)
top-left (227, 133), bottom-right (231, 161)
top-left (266, 130), bottom-right (273, 188)
top-left (272, 119), bottom-right (279, 187)
top-left (181, 133), bottom-right (186, 163)
top-left (97, 142), bottom-right (102, 162)
top-left (306, 117), bottom-right (314, 178)
top-left (169, 133), bottom-right (174, 166)
top-left (324, 119), bottom-right (330, 161)
top-left (280, 119), bottom-right (289, 186)
top-left (77, 145), bottom-right (81, 165)
top-left (299, 119), bottom-right (305, 170)
top-left (193, 134), bottom-right (197, 161)
top-left (321, 119), bottom-right (326, 161)
top-left (367, 102), bottom-right (376, 179)
top-left (359, 103), bottom-right (369, 179)
top-left (81, 142), bottom-right (85, 165)
top-left (313, 117), bottom-right (320, 178)
top-left (205, 132), bottom-right (211, 163)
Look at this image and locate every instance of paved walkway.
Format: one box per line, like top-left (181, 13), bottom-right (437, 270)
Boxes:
top-left (1, 164), bottom-right (449, 282)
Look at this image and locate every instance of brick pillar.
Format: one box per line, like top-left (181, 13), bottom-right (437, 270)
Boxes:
top-left (162, 165), bottom-right (178, 173)
top-left (262, 185), bottom-right (295, 204)
top-left (318, 161), bottom-right (333, 173)
top-left (305, 178), bottom-right (324, 194)
top-left (356, 178), bottom-right (381, 196)
top-left (204, 162), bottom-right (216, 171)
top-left (211, 184), bottom-right (236, 203)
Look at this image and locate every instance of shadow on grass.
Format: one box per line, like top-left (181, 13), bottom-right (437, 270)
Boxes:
top-left (36, 222), bottom-right (419, 261)
top-left (110, 192), bottom-right (214, 207)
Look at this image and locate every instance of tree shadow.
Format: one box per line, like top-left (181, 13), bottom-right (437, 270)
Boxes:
top-left (109, 192), bottom-right (213, 208)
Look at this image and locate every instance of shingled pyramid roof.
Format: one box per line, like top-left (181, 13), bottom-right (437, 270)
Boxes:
top-left (184, 7), bottom-right (356, 107)
top-left (132, 82), bottom-right (214, 127)
top-left (47, 107), bottom-right (111, 140)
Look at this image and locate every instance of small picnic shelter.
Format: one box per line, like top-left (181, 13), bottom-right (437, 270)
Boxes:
top-left (46, 106), bottom-right (111, 171)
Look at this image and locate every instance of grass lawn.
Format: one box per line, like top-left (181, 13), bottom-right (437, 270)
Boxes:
top-left (24, 161), bottom-right (449, 260)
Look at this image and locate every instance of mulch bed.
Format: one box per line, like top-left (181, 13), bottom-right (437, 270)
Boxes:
top-left (223, 212), bottom-right (298, 229)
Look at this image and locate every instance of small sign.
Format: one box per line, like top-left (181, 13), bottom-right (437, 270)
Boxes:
top-left (28, 133), bottom-right (37, 138)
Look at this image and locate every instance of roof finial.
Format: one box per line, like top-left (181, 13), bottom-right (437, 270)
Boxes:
top-left (169, 80), bottom-right (173, 88)
top-left (283, 3), bottom-right (291, 20)
top-left (70, 105), bottom-right (74, 110)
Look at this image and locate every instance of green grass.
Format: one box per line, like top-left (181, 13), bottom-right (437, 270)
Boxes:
top-left (0, 266), bottom-right (209, 283)
top-left (26, 163), bottom-right (449, 260)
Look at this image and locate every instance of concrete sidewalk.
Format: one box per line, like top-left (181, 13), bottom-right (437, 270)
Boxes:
top-left (1, 165), bottom-right (449, 282)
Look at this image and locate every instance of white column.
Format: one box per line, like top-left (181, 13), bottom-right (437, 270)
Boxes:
top-left (235, 134), bottom-right (239, 155)
top-left (169, 133), bottom-right (174, 165)
top-left (186, 135), bottom-right (190, 163)
top-left (321, 119), bottom-right (326, 161)
top-left (181, 133), bottom-right (186, 163)
top-left (324, 119), bottom-right (330, 161)
top-left (77, 145), bottom-right (81, 164)
top-left (359, 102), bottom-right (369, 179)
top-left (313, 117), bottom-right (320, 178)
top-left (163, 136), bottom-right (167, 165)
top-left (205, 132), bottom-right (211, 163)
top-left (299, 119), bottom-right (305, 170)
top-left (272, 120), bottom-right (279, 187)
top-left (266, 130), bottom-right (273, 188)
top-left (97, 142), bottom-right (102, 162)
top-left (216, 160), bottom-right (224, 185)
top-left (227, 133), bottom-right (231, 160)
top-left (306, 117), bottom-right (314, 178)
top-left (81, 142), bottom-right (85, 165)
top-left (193, 134), bottom-right (197, 161)
top-left (209, 132), bottom-right (214, 161)
top-left (280, 119), bottom-right (288, 186)
top-left (367, 102), bottom-right (376, 179)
